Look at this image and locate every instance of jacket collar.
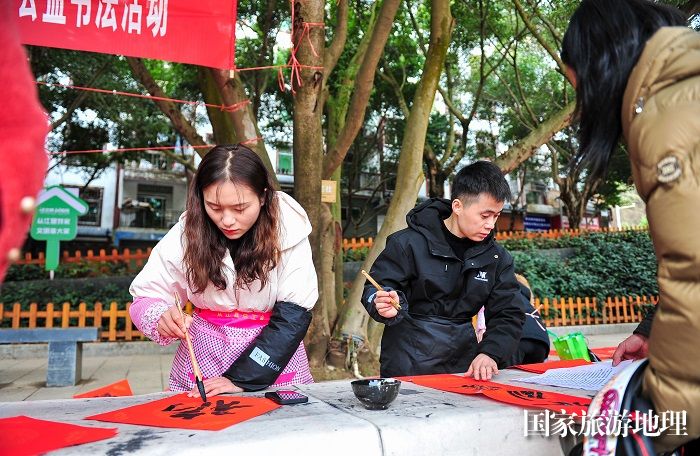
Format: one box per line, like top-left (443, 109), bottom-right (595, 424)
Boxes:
top-left (622, 27), bottom-right (700, 140)
top-left (406, 198), bottom-right (494, 260)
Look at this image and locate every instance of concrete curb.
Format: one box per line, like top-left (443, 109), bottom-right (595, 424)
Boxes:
top-left (0, 341), bottom-right (177, 359)
top-left (0, 323), bottom-right (637, 359)
top-left (546, 323), bottom-right (638, 337)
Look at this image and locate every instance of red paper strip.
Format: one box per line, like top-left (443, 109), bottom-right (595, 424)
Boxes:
top-left (0, 415), bottom-right (117, 456)
top-left (17, 0), bottom-right (237, 69)
top-left (397, 374), bottom-right (501, 395)
top-left (86, 393), bottom-right (280, 431)
top-left (74, 379), bottom-right (134, 398)
top-left (512, 359), bottom-right (592, 374)
top-left (405, 373), bottom-right (591, 415)
top-left (479, 386), bottom-right (590, 416)
top-left (590, 347), bottom-right (617, 360)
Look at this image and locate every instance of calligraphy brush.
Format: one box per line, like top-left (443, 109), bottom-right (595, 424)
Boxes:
top-left (174, 293), bottom-right (207, 402)
top-left (361, 270), bottom-right (401, 311)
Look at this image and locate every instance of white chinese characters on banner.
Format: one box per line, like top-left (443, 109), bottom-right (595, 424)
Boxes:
top-left (18, 0), bottom-right (167, 36)
top-left (146, 0), bottom-right (168, 37)
top-left (96, 0), bottom-right (118, 31)
top-left (71, 0), bottom-right (91, 27)
top-left (43, 0), bottom-right (66, 24)
top-left (19, 0), bottom-right (38, 21)
top-left (122, 0), bottom-right (143, 34)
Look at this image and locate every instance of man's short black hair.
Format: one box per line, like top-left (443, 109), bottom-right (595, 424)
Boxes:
top-left (450, 161), bottom-right (511, 204)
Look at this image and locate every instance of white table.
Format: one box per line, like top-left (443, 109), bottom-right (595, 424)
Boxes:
top-left (0, 369), bottom-right (592, 455)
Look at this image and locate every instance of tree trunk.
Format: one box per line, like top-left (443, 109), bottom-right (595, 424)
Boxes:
top-left (292, 0), bottom-right (327, 368)
top-left (336, 0), bottom-right (453, 352)
top-left (321, 0), bottom-right (392, 369)
top-left (198, 68), bottom-right (237, 144)
top-left (208, 69), bottom-right (276, 176)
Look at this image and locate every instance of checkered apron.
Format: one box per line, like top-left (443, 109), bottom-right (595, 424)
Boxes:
top-left (169, 309), bottom-right (314, 391)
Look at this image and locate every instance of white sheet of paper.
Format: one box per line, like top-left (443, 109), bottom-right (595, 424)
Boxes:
top-left (515, 360), bottom-right (633, 391)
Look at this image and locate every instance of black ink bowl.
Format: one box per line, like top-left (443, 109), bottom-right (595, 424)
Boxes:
top-left (351, 378), bottom-right (401, 410)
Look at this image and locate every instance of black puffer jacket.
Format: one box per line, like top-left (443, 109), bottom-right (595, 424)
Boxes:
top-left (362, 198), bottom-right (525, 377)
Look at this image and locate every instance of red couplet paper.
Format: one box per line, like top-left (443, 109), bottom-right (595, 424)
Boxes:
top-left (86, 393), bottom-right (280, 431)
top-left (512, 359), bottom-right (592, 374)
top-left (405, 374), bottom-right (591, 415)
top-left (17, 0), bottom-right (237, 69)
top-left (74, 379), bottom-right (134, 399)
top-left (0, 416), bottom-right (117, 456)
top-left (478, 385), bottom-right (591, 416)
top-left (398, 373), bottom-right (503, 395)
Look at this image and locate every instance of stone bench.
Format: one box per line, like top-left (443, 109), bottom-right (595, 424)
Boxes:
top-left (0, 328), bottom-right (99, 387)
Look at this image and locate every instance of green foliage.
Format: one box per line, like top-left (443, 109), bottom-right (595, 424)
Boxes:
top-left (342, 230), bottom-right (657, 301)
top-left (4, 260), bottom-right (131, 282)
top-left (0, 277), bottom-right (134, 308)
top-left (508, 231), bottom-right (658, 301)
top-left (343, 247), bottom-right (369, 262)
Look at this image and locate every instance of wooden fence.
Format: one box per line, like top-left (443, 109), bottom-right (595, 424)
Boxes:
top-left (13, 248), bottom-right (152, 267)
top-left (11, 228), bottom-right (647, 263)
top-left (342, 227), bottom-right (647, 251)
top-left (535, 294), bottom-right (657, 327)
top-left (0, 301), bottom-right (192, 342)
top-left (0, 296), bottom-right (655, 341)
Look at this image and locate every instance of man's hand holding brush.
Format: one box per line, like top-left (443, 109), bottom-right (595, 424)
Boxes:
top-left (373, 290), bottom-right (402, 318)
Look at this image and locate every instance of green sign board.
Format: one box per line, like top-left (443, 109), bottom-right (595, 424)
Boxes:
top-left (30, 186), bottom-right (89, 271)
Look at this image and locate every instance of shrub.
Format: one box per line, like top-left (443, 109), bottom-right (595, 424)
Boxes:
top-left (5, 260), bottom-right (131, 281)
top-left (343, 246), bottom-right (369, 262)
top-left (510, 230), bottom-right (657, 301)
top-left (0, 276), bottom-right (135, 308)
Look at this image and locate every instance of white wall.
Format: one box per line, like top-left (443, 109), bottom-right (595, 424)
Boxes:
top-left (45, 163), bottom-right (117, 232)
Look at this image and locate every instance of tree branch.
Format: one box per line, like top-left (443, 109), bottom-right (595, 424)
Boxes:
top-left (322, 0), bottom-right (402, 179)
top-left (513, 0), bottom-right (571, 83)
top-left (51, 61), bottom-right (111, 130)
top-left (126, 57), bottom-right (207, 148)
top-left (511, 41), bottom-right (539, 125)
top-left (494, 101), bottom-right (575, 173)
top-left (525, 0), bottom-right (562, 44)
top-left (378, 65), bottom-right (410, 117)
top-left (323, 0), bottom-right (349, 82)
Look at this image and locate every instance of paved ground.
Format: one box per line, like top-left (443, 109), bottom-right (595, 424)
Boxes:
top-left (0, 331), bottom-right (631, 402)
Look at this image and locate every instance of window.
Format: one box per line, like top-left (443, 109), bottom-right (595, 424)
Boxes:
top-left (137, 184), bottom-right (172, 195)
top-left (134, 195), bottom-right (167, 228)
top-left (278, 151), bottom-right (293, 175)
top-left (67, 187), bottom-right (103, 226)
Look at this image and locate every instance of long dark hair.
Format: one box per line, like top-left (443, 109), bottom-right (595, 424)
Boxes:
top-left (183, 144), bottom-right (280, 293)
top-left (561, 0), bottom-right (686, 182)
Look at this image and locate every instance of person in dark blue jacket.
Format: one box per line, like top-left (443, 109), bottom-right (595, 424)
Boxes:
top-left (362, 161), bottom-right (524, 380)
top-left (476, 273), bottom-right (549, 365)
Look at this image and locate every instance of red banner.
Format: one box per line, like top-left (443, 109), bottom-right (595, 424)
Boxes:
top-left (16, 0), bottom-right (237, 69)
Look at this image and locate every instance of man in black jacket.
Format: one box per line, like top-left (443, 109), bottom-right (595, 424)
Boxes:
top-left (362, 161), bottom-right (524, 380)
